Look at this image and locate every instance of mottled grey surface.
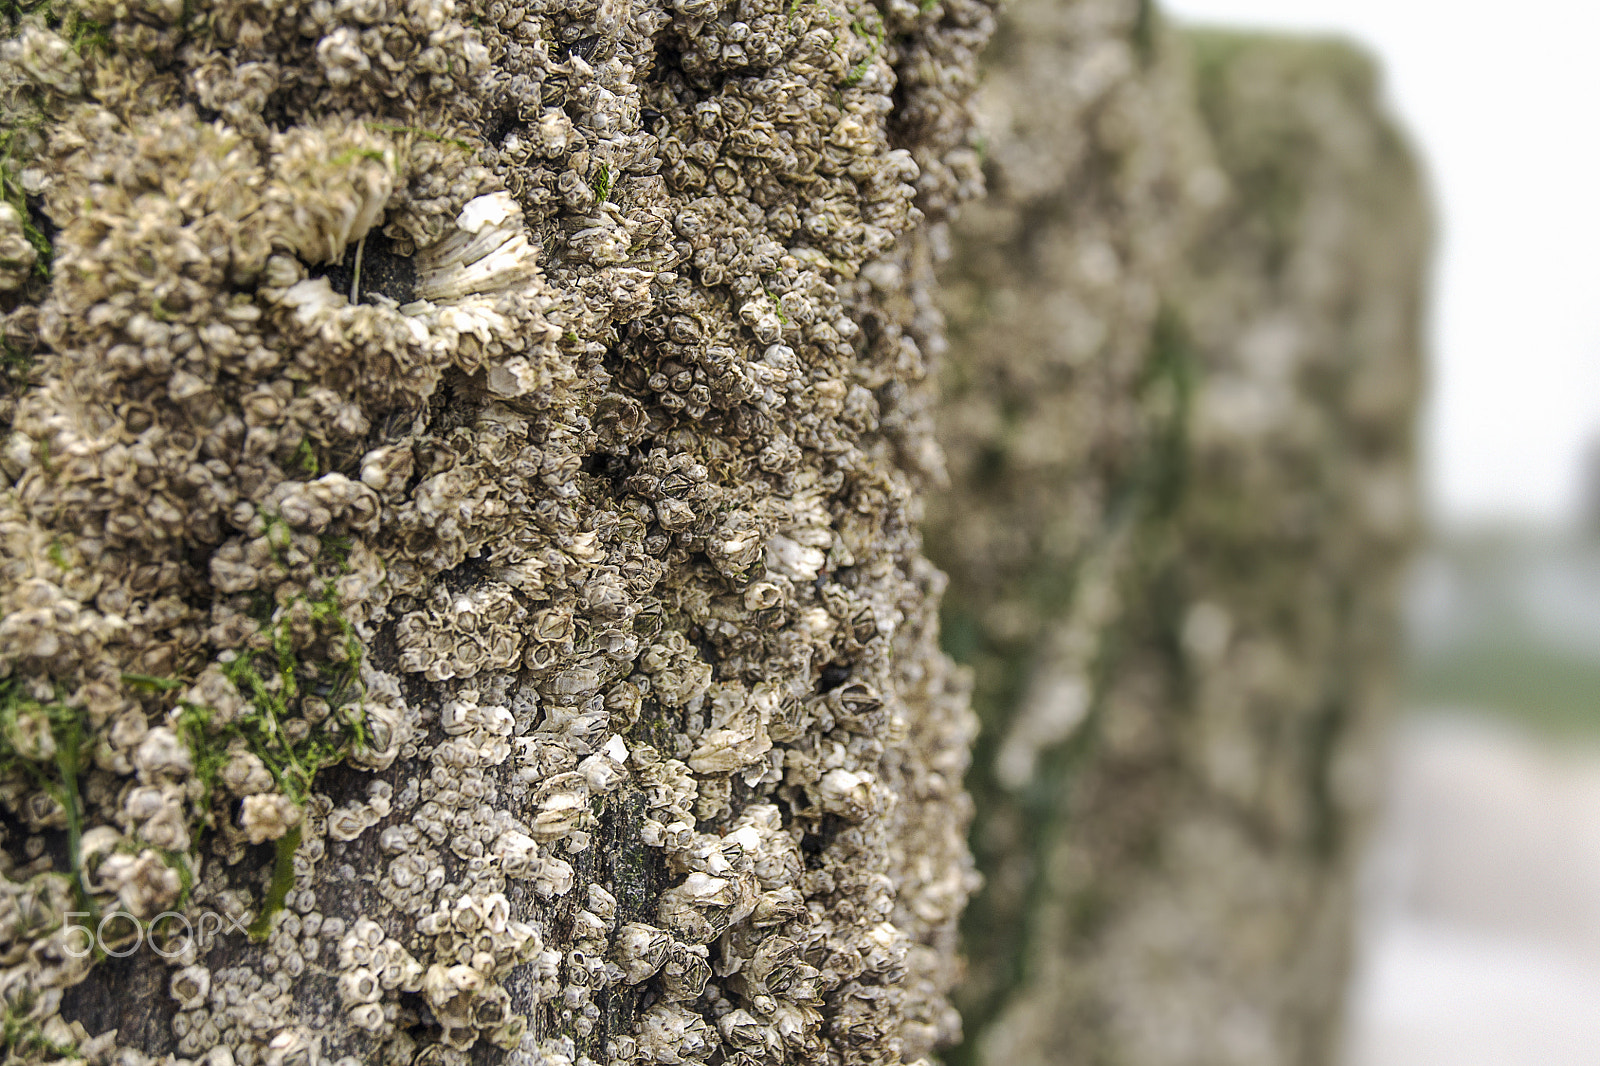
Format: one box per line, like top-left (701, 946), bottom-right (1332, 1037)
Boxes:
top-left (931, 8), bottom-right (1429, 1066)
top-left (1347, 716), bottom-right (1600, 1066)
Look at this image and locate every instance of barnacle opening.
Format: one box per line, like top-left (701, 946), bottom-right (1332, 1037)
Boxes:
top-left (310, 229), bottom-right (417, 308)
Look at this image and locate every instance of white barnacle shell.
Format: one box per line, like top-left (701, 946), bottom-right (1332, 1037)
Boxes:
top-left (315, 25), bottom-right (371, 89)
top-left (264, 1028), bottom-right (321, 1066)
top-left (861, 921), bottom-right (910, 976)
top-left (688, 684), bottom-right (773, 774)
top-left (451, 892), bottom-right (512, 936)
top-left (439, 698), bottom-right (483, 736)
top-left (551, 666), bottom-right (602, 701)
top-left (270, 122), bottom-right (395, 265)
top-left (219, 750), bottom-right (275, 796)
top-left (637, 1002), bottom-right (713, 1063)
top-left (479, 703), bottom-right (516, 737)
top-left (0, 431), bottom-right (31, 479)
top-left (133, 727), bottom-right (193, 778)
top-left (78, 826), bottom-right (123, 891)
top-left (359, 444), bottom-right (415, 497)
top-left (457, 192), bottom-right (519, 234)
top-left (170, 965), bottom-right (211, 1010)
top-left (6, 24), bottom-right (83, 95)
top-left (724, 823), bottom-right (763, 859)
top-left (660, 820), bottom-right (696, 851)
top-left (98, 849), bottom-right (184, 918)
top-left (572, 909), bottom-right (608, 943)
top-left (433, 736), bottom-right (492, 770)
top-left (325, 802), bottom-right (371, 843)
top-left (340, 919), bottom-right (387, 969)
top-left (576, 750), bottom-right (626, 793)
top-left (338, 937), bottom-right (372, 972)
top-left (531, 853), bottom-right (575, 899)
top-left (719, 1008), bottom-right (778, 1055)
top-left (743, 581), bottom-right (784, 611)
top-left (338, 967), bottom-right (382, 1006)
top-left (349, 700), bottom-right (408, 770)
top-left (744, 935), bottom-right (821, 1000)
top-left (676, 834), bottom-right (734, 877)
top-left (611, 922), bottom-right (671, 984)
top-left (377, 824), bottom-right (413, 854)
top-left (486, 1014), bottom-right (527, 1052)
top-left (797, 606), bottom-right (836, 642)
top-left (137, 803), bottom-right (192, 853)
top-left (412, 193), bottom-right (542, 302)
top-left (123, 783), bottom-right (178, 823)
top-left (422, 963), bottom-right (486, 1029)
top-left (347, 1003), bottom-right (386, 1033)
top-left (239, 793), bottom-right (303, 844)
top-left (529, 773), bottom-right (591, 841)
top-left (658, 871), bottom-right (755, 944)
top-left (765, 534), bottom-right (826, 583)
top-left (494, 829), bottom-right (540, 879)
top-left (21, 787), bottom-right (67, 829)
top-left (814, 768), bottom-right (879, 822)
top-left (586, 884), bottom-right (617, 924)
top-left (602, 734), bottom-right (629, 763)
top-left (280, 275), bottom-right (346, 327)
top-left (389, 949), bottom-right (425, 993)
top-left (771, 1000), bottom-right (824, 1047)
top-left (365, 779), bottom-right (392, 818)
top-left (688, 726), bottom-right (770, 774)
top-left (654, 497), bottom-right (696, 530)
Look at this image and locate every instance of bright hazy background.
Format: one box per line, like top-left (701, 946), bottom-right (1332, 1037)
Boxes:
top-left (1164, 0), bottom-right (1600, 531)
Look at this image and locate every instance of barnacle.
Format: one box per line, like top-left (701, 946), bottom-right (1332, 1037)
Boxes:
top-left (0, 0), bottom-right (991, 1054)
top-left (0, 204), bottom-right (37, 292)
top-left (239, 793), bottom-right (302, 845)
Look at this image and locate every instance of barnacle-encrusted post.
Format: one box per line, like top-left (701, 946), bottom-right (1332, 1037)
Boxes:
top-left (931, 6), bottom-right (1428, 1066)
top-left (0, 0), bottom-right (993, 1059)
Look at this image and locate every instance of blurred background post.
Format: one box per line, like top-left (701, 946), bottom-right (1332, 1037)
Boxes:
top-left (932, 0), bottom-right (1600, 1063)
top-left (929, 3), bottom-right (1427, 1062)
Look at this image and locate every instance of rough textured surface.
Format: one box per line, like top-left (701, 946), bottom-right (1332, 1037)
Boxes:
top-left (931, 7), bottom-right (1429, 1066)
top-left (0, 0), bottom-right (992, 1060)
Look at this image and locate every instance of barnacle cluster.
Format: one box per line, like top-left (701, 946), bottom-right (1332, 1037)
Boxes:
top-left (930, 6), bottom-right (1427, 1066)
top-left (0, 0), bottom-right (991, 1058)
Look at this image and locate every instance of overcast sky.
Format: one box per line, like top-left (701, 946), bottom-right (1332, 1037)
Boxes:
top-left (1161, 0), bottom-right (1600, 530)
